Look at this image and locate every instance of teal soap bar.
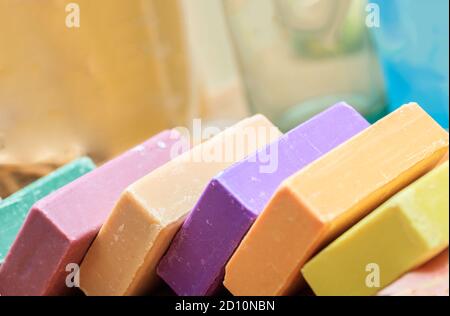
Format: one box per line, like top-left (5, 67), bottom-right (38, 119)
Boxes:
top-left (0, 157), bottom-right (95, 263)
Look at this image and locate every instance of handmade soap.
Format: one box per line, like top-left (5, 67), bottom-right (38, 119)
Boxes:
top-left (0, 157), bottom-right (95, 263)
top-left (438, 151), bottom-right (449, 165)
top-left (0, 130), bottom-right (186, 296)
top-left (0, 0), bottom-right (191, 164)
top-left (224, 103), bottom-right (449, 296)
top-left (157, 103), bottom-right (369, 296)
top-left (302, 162), bottom-right (449, 296)
top-left (378, 249), bottom-right (449, 296)
top-left (79, 115), bottom-right (280, 296)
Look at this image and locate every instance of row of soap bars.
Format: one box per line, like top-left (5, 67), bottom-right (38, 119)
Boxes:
top-left (0, 102), bottom-right (448, 296)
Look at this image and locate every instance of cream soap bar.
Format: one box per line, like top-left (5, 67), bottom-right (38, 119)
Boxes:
top-left (224, 103), bottom-right (449, 296)
top-left (0, 130), bottom-right (186, 296)
top-left (303, 162), bottom-right (449, 296)
top-left (79, 115), bottom-right (281, 296)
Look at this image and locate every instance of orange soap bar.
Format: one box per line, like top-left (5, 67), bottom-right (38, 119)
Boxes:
top-left (378, 249), bottom-right (449, 296)
top-left (224, 103), bottom-right (449, 296)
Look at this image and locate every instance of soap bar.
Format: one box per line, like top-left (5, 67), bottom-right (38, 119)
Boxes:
top-left (0, 157), bottom-right (95, 263)
top-left (157, 103), bottom-right (369, 296)
top-left (378, 249), bottom-right (449, 296)
top-left (224, 103), bottom-right (449, 296)
top-left (302, 162), bottom-right (449, 296)
top-left (0, 0), bottom-right (191, 164)
top-left (438, 151), bottom-right (449, 165)
top-left (0, 130), bottom-right (186, 296)
top-left (79, 115), bottom-right (281, 296)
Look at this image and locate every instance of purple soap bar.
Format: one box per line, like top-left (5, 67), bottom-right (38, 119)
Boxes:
top-left (157, 103), bottom-right (370, 296)
top-left (0, 130), bottom-right (187, 296)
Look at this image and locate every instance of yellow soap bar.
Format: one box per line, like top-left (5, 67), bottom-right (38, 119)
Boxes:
top-left (302, 162), bottom-right (449, 296)
top-left (224, 103), bottom-right (449, 296)
top-left (79, 115), bottom-right (281, 296)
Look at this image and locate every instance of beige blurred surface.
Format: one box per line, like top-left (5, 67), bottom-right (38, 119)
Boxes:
top-left (0, 0), bottom-right (248, 197)
top-left (0, 0), bottom-right (193, 164)
top-left (223, 0), bottom-right (386, 131)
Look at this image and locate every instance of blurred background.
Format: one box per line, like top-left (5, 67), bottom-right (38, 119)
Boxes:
top-left (0, 0), bottom-right (448, 197)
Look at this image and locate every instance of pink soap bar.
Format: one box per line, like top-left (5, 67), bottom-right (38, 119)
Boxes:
top-left (378, 249), bottom-right (449, 296)
top-left (0, 130), bottom-right (187, 296)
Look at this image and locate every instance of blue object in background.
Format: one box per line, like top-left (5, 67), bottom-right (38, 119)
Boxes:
top-left (371, 0), bottom-right (449, 128)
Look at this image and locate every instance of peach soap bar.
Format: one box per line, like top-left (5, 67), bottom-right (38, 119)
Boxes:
top-left (303, 162), bottom-right (449, 296)
top-left (0, 130), bottom-right (186, 296)
top-left (224, 103), bottom-right (449, 296)
top-left (79, 115), bottom-right (281, 296)
top-left (378, 249), bottom-right (449, 296)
